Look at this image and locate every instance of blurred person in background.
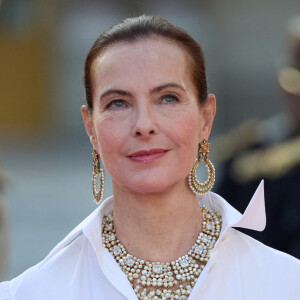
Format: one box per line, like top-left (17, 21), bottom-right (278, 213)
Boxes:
top-left (0, 15), bottom-right (299, 300)
top-left (215, 16), bottom-right (300, 258)
top-left (0, 169), bottom-right (8, 281)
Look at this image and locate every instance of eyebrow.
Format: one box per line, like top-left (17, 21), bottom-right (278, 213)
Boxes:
top-left (150, 83), bottom-right (186, 94)
top-left (99, 82), bottom-right (186, 101)
top-left (100, 89), bottom-right (132, 101)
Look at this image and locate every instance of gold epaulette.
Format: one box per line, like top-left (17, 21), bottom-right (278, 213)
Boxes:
top-left (211, 119), bottom-right (261, 163)
top-left (230, 135), bottom-right (300, 183)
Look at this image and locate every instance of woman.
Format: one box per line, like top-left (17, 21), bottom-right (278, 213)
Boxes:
top-left (0, 15), bottom-right (299, 300)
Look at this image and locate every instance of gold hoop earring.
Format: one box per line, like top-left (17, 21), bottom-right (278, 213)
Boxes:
top-left (189, 139), bottom-right (215, 195)
top-left (92, 150), bottom-right (105, 205)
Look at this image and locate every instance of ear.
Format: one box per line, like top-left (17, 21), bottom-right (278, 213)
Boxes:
top-left (199, 93), bottom-right (216, 140)
top-left (81, 105), bottom-right (98, 150)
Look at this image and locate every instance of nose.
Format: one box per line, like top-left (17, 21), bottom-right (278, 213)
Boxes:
top-left (131, 106), bottom-right (159, 138)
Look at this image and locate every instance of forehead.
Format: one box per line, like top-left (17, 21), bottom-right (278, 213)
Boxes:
top-left (90, 37), bottom-right (192, 88)
top-left (99, 37), bottom-right (188, 64)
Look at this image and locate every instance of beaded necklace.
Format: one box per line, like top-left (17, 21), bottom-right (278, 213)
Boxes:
top-left (102, 206), bottom-right (221, 300)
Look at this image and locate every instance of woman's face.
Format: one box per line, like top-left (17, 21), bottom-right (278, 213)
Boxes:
top-left (82, 38), bottom-right (215, 194)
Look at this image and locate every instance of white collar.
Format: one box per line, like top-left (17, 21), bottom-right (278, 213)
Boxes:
top-left (40, 180), bottom-right (265, 267)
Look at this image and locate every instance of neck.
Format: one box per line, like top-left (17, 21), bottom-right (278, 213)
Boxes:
top-left (112, 181), bottom-right (203, 262)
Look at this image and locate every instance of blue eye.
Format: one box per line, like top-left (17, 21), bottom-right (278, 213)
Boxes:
top-left (162, 94), bottom-right (179, 104)
top-left (107, 99), bottom-right (126, 109)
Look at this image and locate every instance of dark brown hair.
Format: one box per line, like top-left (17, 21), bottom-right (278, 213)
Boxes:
top-left (84, 15), bottom-right (208, 110)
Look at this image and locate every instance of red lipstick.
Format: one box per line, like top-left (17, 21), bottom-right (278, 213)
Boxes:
top-left (128, 149), bottom-right (168, 163)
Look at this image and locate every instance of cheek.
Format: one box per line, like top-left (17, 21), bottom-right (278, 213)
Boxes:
top-left (168, 111), bottom-right (202, 147)
top-left (93, 117), bottom-right (125, 160)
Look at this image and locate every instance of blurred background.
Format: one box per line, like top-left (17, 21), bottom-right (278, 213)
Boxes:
top-left (1, 0), bottom-right (300, 280)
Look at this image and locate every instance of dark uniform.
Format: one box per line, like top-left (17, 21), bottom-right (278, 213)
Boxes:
top-left (214, 116), bottom-right (300, 258)
top-left (215, 16), bottom-right (300, 259)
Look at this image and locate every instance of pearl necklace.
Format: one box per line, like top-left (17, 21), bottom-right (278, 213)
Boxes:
top-left (102, 206), bottom-right (221, 300)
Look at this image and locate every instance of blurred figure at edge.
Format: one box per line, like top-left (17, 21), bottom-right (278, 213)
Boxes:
top-left (215, 16), bottom-right (300, 258)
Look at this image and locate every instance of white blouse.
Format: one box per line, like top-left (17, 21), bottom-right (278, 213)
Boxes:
top-left (1, 181), bottom-right (299, 300)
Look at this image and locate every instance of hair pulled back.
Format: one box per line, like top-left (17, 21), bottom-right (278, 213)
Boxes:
top-left (84, 15), bottom-right (208, 110)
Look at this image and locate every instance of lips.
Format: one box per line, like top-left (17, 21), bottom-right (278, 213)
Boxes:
top-left (128, 149), bottom-right (169, 162)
